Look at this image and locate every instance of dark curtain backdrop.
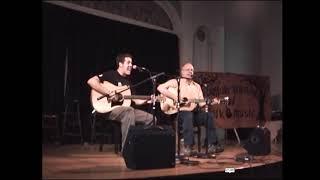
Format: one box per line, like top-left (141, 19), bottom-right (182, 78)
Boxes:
top-left (42, 3), bottom-right (179, 141)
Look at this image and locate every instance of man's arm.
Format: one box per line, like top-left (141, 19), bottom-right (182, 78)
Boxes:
top-left (157, 79), bottom-right (178, 101)
top-left (197, 84), bottom-right (206, 107)
top-left (87, 75), bottom-right (111, 95)
top-left (196, 83), bottom-right (220, 107)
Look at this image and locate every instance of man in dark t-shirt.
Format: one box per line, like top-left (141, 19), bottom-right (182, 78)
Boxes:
top-left (87, 53), bottom-right (154, 152)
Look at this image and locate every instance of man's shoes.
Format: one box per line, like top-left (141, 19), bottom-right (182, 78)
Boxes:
top-left (208, 144), bottom-right (217, 154)
top-left (216, 144), bottom-right (224, 153)
top-left (208, 144), bottom-right (224, 154)
top-left (184, 145), bottom-right (194, 156)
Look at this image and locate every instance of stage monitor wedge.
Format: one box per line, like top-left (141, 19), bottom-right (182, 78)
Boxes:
top-left (243, 126), bottom-right (271, 156)
top-left (123, 125), bottom-right (175, 170)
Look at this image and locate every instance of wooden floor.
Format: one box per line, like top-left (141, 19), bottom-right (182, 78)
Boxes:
top-left (42, 142), bottom-right (282, 179)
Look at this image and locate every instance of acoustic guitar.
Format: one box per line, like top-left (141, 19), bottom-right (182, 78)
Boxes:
top-left (160, 87), bottom-right (229, 115)
top-left (91, 81), bottom-right (163, 113)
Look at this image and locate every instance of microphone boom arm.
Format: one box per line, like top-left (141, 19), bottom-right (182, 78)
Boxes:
top-left (97, 72), bottom-right (165, 100)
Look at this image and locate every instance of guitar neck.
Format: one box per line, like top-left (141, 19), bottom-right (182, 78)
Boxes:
top-left (188, 99), bottom-right (206, 103)
top-left (185, 97), bottom-right (228, 103)
top-left (123, 95), bottom-right (151, 100)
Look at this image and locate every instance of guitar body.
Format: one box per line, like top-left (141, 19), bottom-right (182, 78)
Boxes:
top-left (160, 87), bottom-right (229, 115)
top-left (160, 87), bottom-right (198, 115)
top-left (91, 81), bottom-right (131, 113)
top-left (159, 94), bottom-right (177, 115)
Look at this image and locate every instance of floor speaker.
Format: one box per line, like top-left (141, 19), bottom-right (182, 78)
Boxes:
top-left (243, 127), bottom-right (271, 156)
top-left (122, 125), bottom-right (175, 169)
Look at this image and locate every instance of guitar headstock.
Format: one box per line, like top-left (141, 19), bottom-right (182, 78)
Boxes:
top-left (220, 96), bottom-right (229, 104)
top-left (211, 96), bottom-right (229, 105)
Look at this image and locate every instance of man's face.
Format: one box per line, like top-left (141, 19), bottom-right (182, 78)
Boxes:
top-left (119, 57), bottom-right (133, 76)
top-left (181, 63), bottom-right (194, 79)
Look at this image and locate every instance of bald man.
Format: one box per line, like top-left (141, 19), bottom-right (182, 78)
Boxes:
top-left (157, 63), bottom-right (223, 156)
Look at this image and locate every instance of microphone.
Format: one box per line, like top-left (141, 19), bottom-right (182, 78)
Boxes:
top-left (133, 65), bottom-right (148, 72)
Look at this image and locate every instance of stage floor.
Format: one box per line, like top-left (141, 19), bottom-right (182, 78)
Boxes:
top-left (42, 142), bottom-right (282, 179)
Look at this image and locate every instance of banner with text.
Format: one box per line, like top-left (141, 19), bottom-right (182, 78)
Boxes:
top-left (193, 72), bottom-right (271, 128)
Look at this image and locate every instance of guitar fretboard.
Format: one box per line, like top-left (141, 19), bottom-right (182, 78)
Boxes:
top-left (123, 95), bottom-right (151, 100)
top-left (181, 97), bottom-right (228, 103)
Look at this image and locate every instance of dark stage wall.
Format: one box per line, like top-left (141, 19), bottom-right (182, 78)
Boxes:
top-left (42, 3), bottom-right (179, 141)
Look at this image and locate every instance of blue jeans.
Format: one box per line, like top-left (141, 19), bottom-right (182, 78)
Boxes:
top-left (178, 111), bottom-right (217, 146)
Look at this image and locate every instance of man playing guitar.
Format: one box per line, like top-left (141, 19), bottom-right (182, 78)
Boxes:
top-left (87, 53), bottom-right (155, 153)
top-left (157, 62), bottom-right (224, 156)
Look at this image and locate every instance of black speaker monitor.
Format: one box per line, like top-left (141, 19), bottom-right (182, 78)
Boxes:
top-left (243, 127), bottom-right (271, 156)
top-left (122, 126), bottom-right (176, 170)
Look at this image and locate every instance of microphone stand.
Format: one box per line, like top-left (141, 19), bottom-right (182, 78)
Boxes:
top-left (145, 69), bottom-right (161, 128)
top-left (127, 71), bottom-right (169, 132)
top-left (175, 77), bottom-right (199, 165)
top-left (96, 72), bottom-right (165, 101)
top-left (147, 70), bottom-right (156, 126)
top-left (193, 84), bottom-right (216, 159)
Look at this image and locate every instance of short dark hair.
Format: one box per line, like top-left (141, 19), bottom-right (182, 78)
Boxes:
top-left (116, 53), bottom-right (133, 68)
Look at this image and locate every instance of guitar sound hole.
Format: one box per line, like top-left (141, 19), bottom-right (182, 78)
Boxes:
top-left (112, 93), bottom-right (123, 103)
top-left (182, 97), bottom-right (188, 102)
